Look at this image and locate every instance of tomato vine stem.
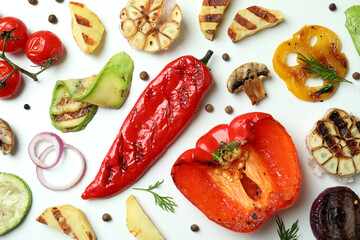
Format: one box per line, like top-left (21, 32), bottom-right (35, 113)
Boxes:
top-left (0, 27), bottom-right (59, 89)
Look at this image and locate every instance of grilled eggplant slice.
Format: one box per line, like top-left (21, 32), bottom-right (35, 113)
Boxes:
top-left (228, 5), bottom-right (284, 42)
top-left (198, 0), bottom-right (231, 40)
top-left (36, 205), bottom-right (96, 240)
top-left (120, 0), bottom-right (182, 52)
top-left (50, 80), bottom-right (98, 133)
top-left (307, 108), bottom-right (360, 177)
top-left (69, 2), bottom-right (105, 54)
top-left (0, 118), bottom-right (14, 155)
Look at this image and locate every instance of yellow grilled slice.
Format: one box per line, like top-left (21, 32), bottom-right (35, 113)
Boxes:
top-left (69, 2), bottom-right (105, 54)
top-left (126, 195), bottom-right (165, 240)
top-left (36, 205), bottom-right (96, 240)
top-left (228, 5), bottom-right (284, 42)
top-left (199, 0), bottom-right (231, 40)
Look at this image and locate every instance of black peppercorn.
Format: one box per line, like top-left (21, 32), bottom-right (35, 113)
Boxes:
top-left (222, 53), bottom-right (230, 61)
top-left (205, 104), bottom-right (214, 113)
top-left (190, 224), bottom-right (199, 232)
top-left (28, 0), bottom-right (38, 5)
top-left (140, 71), bottom-right (149, 81)
top-left (352, 72), bottom-right (360, 80)
top-left (225, 105), bottom-right (233, 114)
top-left (24, 104), bottom-right (30, 110)
top-left (329, 3), bottom-right (337, 11)
top-left (102, 213), bottom-right (112, 222)
top-left (48, 14), bottom-right (58, 24)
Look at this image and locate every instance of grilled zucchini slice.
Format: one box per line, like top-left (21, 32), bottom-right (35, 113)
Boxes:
top-left (0, 172), bottom-right (32, 235)
top-left (50, 80), bottom-right (98, 133)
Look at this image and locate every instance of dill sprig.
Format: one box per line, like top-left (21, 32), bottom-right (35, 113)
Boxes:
top-left (298, 51), bottom-right (352, 93)
top-left (133, 180), bottom-right (177, 213)
top-left (276, 215), bottom-right (300, 240)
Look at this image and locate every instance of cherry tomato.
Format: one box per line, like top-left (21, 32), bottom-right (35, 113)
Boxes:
top-left (0, 61), bottom-right (21, 99)
top-left (25, 31), bottom-right (64, 66)
top-left (0, 17), bottom-right (29, 53)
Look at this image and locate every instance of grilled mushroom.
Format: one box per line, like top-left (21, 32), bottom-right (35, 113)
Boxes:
top-left (0, 118), bottom-right (14, 155)
top-left (227, 62), bottom-right (270, 105)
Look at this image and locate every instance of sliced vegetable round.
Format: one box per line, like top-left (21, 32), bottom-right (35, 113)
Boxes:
top-left (28, 132), bottom-right (63, 169)
top-left (36, 144), bottom-right (86, 191)
top-left (0, 172), bottom-right (32, 235)
top-left (310, 186), bottom-right (360, 239)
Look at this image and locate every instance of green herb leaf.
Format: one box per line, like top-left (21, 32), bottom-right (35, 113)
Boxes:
top-left (297, 51), bottom-right (352, 95)
top-left (133, 180), bottom-right (177, 213)
top-left (276, 215), bottom-right (300, 240)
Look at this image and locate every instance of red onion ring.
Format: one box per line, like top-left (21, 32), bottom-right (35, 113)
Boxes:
top-left (36, 143), bottom-right (86, 191)
top-left (28, 132), bottom-right (64, 169)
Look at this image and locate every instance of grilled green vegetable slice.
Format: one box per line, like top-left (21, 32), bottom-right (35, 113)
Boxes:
top-left (63, 51), bottom-right (134, 108)
top-left (345, 5), bottom-right (360, 56)
top-left (50, 80), bottom-right (98, 133)
top-left (0, 172), bottom-right (32, 235)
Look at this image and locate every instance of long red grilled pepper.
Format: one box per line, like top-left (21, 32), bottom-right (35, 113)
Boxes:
top-left (171, 112), bottom-right (301, 232)
top-left (82, 51), bottom-right (214, 199)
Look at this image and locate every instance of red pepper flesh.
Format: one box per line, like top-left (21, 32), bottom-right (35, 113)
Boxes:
top-left (171, 112), bottom-right (301, 232)
top-left (82, 51), bottom-right (214, 199)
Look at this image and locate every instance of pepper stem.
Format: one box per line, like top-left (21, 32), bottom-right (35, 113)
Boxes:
top-left (198, 50), bottom-right (213, 66)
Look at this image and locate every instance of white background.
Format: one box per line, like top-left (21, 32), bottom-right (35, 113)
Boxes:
top-left (1, 0), bottom-right (360, 239)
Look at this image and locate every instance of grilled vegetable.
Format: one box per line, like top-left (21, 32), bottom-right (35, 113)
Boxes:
top-left (36, 204), bottom-right (96, 240)
top-left (307, 108), bottom-right (360, 177)
top-left (69, 2), bottom-right (105, 54)
top-left (120, 0), bottom-right (182, 52)
top-left (0, 118), bottom-right (14, 155)
top-left (310, 186), bottom-right (360, 239)
top-left (0, 172), bottom-right (32, 235)
top-left (63, 52), bottom-right (134, 108)
top-left (227, 62), bottom-right (270, 105)
top-left (199, 0), bottom-right (231, 40)
top-left (273, 25), bottom-right (348, 102)
top-left (50, 80), bottom-right (98, 133)
top-left (126, 195), bottom-right (165, 240)
top-left (345, 5), bottom-right (360, 56)
top-left (171, 112), bottom-right (301, 233)
top-left (228, 6), bottom-right (284, 42)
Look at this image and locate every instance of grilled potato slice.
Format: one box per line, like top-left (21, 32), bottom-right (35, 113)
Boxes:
top-left (126, 195), bottom-right (165, 240)
top-left (36, 205), bottom-right (96, 240)
top-left (307, 109), bottom-right (360, 177)
top-left (69, 2), bottom-right (105, 54)
top-left (119, 0), bottom-right (182, 52)
top-left (228, 5), bottom-right (284, 42)
top-left (199, 0), bottom-right (231, 40)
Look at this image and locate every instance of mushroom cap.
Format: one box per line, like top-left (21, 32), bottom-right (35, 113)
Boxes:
top-left (0, 118), bottom-right (15, 155)
top-left (227, 62), bottom-right (270, 93)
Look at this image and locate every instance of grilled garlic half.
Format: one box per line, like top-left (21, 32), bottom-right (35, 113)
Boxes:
top-left (307, 109), bottom-right (360, 177)
top-left (119, 0), bottom-right (182, 53)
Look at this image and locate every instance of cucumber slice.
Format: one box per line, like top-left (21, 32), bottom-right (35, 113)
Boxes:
top-left (0, 172), bottom-right (32, 235)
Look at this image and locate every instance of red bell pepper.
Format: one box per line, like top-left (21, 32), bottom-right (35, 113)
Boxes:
top-left (82, 51), bottom-right (214, 199)
top-left (171, 112), bottom-right (301, 233)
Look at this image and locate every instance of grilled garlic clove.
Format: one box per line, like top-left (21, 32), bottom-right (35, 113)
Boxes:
top-left (338, 158), bottom-right (356, 176)
top-left (144, 32), bottom-right (161, 52)
top-left (119, 0), bottom-right (182, 53)
top-left (0, 118), bottom-right (14, 155)
top-left (129, 31), bottom-right (146, 49)
top-left (307, 108), bottom-right (360, 177)
top-left (121, 19), bottom-right (137, 38)
top-left (170, 5), bottom-right (182, 23)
